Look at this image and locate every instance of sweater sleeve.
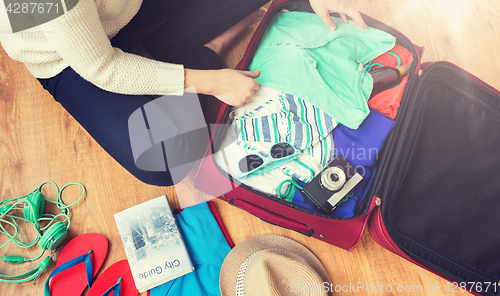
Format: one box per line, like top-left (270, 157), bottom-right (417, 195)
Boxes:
top-left (39, 0), bottom-right (184, 96)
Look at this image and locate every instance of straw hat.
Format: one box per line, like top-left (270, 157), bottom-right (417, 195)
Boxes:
top-left (219, 235), bottom-right (332, 296)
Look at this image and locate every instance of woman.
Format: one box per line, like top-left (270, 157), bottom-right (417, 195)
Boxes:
top-left (0, 0), bottom-right (367, 186)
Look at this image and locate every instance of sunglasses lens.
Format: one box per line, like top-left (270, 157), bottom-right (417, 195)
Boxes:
top-left (270, 143), bottom-right (296, 159)
top-left (239, 155), bottom-right (264, 173)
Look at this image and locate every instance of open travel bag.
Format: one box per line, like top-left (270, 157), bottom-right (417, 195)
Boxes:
top-left (194, 0), bottom-right (500, 294)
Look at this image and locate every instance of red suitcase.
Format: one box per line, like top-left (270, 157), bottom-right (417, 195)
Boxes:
top-left (195, 1), bottom-right (500, 295)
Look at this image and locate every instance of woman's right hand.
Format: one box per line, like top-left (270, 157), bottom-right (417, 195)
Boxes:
top-left (185, 68), bottom-right (261, 107)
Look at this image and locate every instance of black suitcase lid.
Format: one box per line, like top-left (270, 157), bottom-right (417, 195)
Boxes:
top-left (377, 61), bottom-right (500, 295)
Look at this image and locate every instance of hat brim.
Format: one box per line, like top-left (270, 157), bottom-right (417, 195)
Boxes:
top-left (219, 234), bottom-right (331, 296)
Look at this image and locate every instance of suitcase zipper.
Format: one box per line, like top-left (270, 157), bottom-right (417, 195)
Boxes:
top-left (369, 208), bottom-right (405, 255)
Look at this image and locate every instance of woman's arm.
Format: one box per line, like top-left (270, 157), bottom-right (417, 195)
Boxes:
top-left (39, 0), bottom-right (261, 105)
top-left (39, 0), bottom-right (184, 96)
top-left (185, 69), bottom-right (260, 107)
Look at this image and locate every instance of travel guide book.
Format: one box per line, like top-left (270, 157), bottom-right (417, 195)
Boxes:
top-left (114, 195), bottom-right (194, 292)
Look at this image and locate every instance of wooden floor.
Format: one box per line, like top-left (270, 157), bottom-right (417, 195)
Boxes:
top-left (1, 0), bottom-right (500, 295)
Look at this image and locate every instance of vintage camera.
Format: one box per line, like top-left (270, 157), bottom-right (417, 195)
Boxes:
top-left (301, 155), bottom-right (363, 214)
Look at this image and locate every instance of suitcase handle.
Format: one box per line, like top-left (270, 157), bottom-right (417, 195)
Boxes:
top-left (229, 198), bottom-right (314, 236)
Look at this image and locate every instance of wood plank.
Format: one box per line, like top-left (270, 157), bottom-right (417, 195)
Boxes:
top-left (1, 0), bottom-right (499, 295)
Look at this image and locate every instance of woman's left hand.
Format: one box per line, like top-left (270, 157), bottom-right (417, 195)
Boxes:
top-left (309, 0), bottom-right (368, 31)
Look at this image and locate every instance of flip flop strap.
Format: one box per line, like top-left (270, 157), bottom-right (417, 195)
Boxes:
top-left (44, 251), bottom-right (94, 296)
top-left (101, 278), bottom-right (121, 296)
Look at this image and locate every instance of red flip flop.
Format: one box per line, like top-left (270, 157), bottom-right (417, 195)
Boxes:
top-left (86, 260), bottom-right (138, 296)
top-left (45, 233), bottom-right (108, 296)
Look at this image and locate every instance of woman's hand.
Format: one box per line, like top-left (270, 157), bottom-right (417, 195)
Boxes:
top-left (185, 68), bottom-right (261, 107)
top-left (309, 0), bottom-right (368, 31)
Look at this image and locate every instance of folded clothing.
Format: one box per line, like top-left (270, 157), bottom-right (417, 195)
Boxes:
top-left (215, 106), bottom-right (395, 218)
top-left (226, 86), bottom-right (336, 182)
top-left (235, 90), bottom-right (337, 151)
top-left (250, 11), bottom-right (396, 129)
top-left (149, 202), bottom-right (231, 296)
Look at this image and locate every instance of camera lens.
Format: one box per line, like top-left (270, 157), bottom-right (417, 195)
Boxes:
top-left (330, 173), bottom-right (340, 182)
top-left (320, 167), bottom-right (346, 192)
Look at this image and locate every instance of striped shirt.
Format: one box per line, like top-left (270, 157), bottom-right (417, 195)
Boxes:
top-left (233, 89), bottom-right (337, 180)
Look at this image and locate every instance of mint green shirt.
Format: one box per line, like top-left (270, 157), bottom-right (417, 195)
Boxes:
top-left (250, 12), bottom-right (396, 129)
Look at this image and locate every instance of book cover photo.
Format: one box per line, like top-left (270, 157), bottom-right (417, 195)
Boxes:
top-left (114, 195), bottom-right (194, 293)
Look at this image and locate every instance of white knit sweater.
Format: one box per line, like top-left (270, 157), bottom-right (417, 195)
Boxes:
top-left (0, 0), bottom-right (184, 95)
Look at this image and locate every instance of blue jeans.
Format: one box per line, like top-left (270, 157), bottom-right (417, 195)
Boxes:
top-left (38, 0), bottom-right (269, 186)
